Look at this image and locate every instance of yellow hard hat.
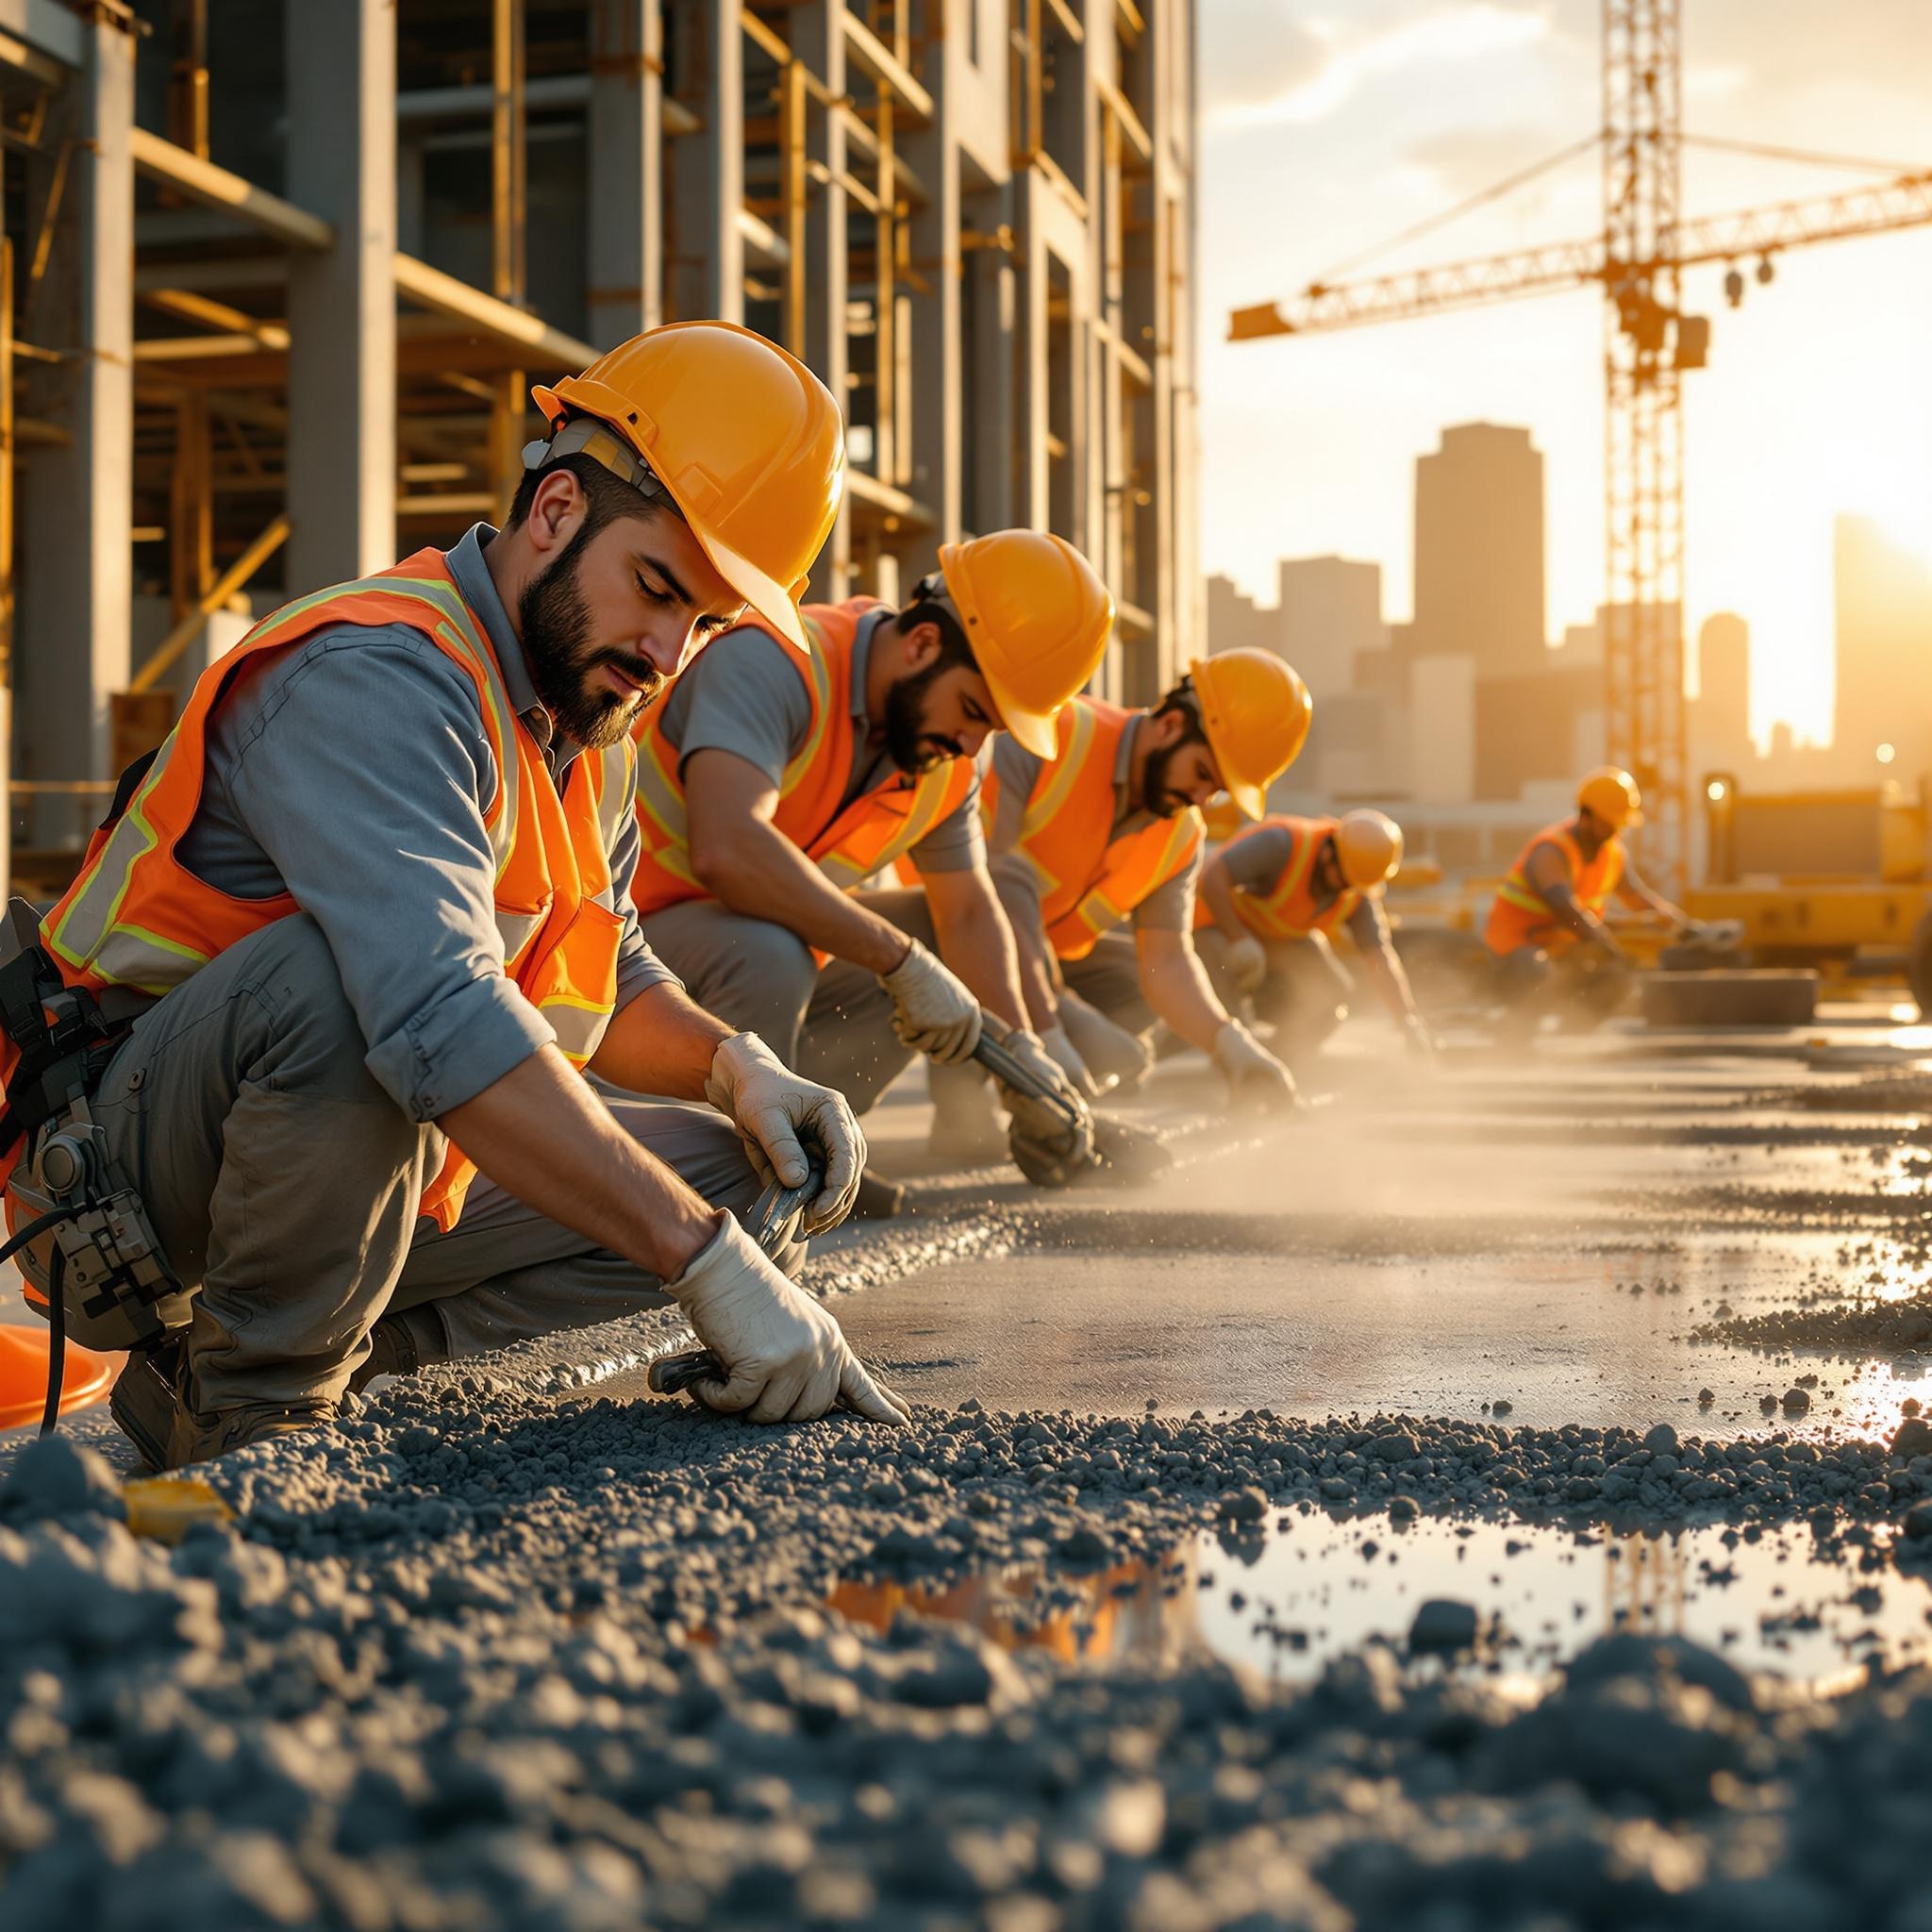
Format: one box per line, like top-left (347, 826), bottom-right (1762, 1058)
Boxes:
top-left (530, 322), bottom-right (844, 655)
top-left (1187, 650), bottom-right (1312, 819)
top-left (1578, 765), bottom-right (1643, 830)
top-left (1334, 808), bottom-right (1404, 890)
top-left (935, 531), bottom-right (1113, 758)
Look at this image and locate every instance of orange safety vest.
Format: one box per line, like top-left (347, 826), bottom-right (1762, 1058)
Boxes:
top-left (982, 697), bottom-right (1204, 962)
top-left (1195, 815), bottom-right (1357, 941)
top-left (1484, 820), bottom-right (1624, 958)
top-left (18, 548), bottom-right (634, 1233)
top-left (630, 598), bottom-right (978, 916)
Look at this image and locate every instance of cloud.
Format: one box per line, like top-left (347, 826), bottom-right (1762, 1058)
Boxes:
top-left (1397, 124), bottom-right (1593, 203)
top-left (1205, 3), bottom-right (1554, 131)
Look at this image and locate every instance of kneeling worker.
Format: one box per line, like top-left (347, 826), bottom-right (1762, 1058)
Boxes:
top-left (1482, 765), bottom-right (1692, 1015)
top-left (1195, 808), bottom-right (1436, 1063)
top-left (628, 531), bottom-right (1111, 1175)
top-left (4, 323), bottom-right (904, 1467)
top-left (970, 651), bottom-right (1312, 1111)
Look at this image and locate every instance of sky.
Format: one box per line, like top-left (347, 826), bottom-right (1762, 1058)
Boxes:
top-left (1197, 0), bottom-right (1932, 746)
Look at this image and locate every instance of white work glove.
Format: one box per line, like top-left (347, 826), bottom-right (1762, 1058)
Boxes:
top-left (1038, 1019), bottom-right (1102, 1100)
top-left (1224, 934), bottom-right (1269, 995)
top-left (995, 1027), bottom-right (1098, 1175)
top-left (880, 940), bottom-right (984, 1064)
top-left (1212, 1019), bottom-right (1299, 1110)
top-left (670, 1213), bottom-right (910, 1425)
top-left (705, 1032), bottom-right (865, 1237)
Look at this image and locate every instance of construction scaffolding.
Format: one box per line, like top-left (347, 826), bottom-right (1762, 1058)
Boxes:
top-left (0, 0), bottom-right (1201, 894)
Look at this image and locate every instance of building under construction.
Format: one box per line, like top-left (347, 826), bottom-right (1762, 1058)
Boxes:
top-left (0, 0), bottom-right (1200, 891)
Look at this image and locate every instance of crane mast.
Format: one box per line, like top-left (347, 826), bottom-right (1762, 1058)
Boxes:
top-left (1603, 0), bottom-right (1688, 876)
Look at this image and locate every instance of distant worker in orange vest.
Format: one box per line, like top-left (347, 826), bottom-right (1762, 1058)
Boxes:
top-left (628, 531), bottom-right (1112, 1190)
top-left (941, 650), bottom-right (1312, 1133)
top-left (1483, 765), bottom-right (1693, 1016)
top-left (1195, 808), bottom-right (1438, 1066)
top-left (2, 324), bottom-right (908, 1469)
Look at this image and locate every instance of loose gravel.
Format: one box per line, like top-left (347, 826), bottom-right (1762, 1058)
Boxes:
top-left (9, 1379), bottom-right (1932, 1930)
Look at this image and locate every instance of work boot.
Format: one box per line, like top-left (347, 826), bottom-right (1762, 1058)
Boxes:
top-left (347, 1308), bottom-right (438, 1394)
top-left (851, 1171), bottom-right (907, 1220)
top-left (110, 1340), bottom-right (336, 1472)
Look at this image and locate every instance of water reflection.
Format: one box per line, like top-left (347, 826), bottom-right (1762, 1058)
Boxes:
top-left (832, 1514), bottom-right (1932, 1690)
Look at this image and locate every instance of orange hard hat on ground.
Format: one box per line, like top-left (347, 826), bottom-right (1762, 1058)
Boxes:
top-left (1578, 765), bottom-right (1644, 830)
top-left (530, 322), bottom-right (845, 655)
top-left (0, 1324), bottom-right (115, 1430)
top-left (1187, 650), bottom-right (1312, 819)
top-left (935, 531), bottom-right (1113, 757)
top-left (1334, 808), bottom-right (1404, 890)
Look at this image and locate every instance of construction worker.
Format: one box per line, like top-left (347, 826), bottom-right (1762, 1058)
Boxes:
top-left (1195, 808), bottom-right (1438, 1064)
top-left (628, 531), bottom-right (1112, 1182)
top-left (2, 322), bottom-right (908, 1469)
top-left (1483, 765), bottom-right (1692, 1019)
top-left (939, 652), bottom-right (1312, 1133)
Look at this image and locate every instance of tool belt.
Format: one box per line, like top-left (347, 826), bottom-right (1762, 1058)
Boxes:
top-left (0, 898), bottom-right (190, 1352)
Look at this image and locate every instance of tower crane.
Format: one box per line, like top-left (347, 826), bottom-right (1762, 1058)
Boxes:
top-left (1230, 0), bottom-right (1932, 883)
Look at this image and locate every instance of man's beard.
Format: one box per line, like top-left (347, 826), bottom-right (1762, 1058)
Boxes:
top-left (517, 528), bottom-right (666, 750)
top-left (1141, 736), bottom-right (1200, 818)
top-left (882, 657), bottom-right (967, 774)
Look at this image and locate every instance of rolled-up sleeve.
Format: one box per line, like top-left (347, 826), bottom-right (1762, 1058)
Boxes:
top-left (1132, 849), bottom-right (1201, 932)
top-left (908, 765), bottom-right (986, 874)
top-left (216, 627), bottom-right (554, 1119)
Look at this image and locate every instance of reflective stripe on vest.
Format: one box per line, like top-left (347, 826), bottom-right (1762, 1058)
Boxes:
top-left (630, 600), bottom-right (977, 916)
top-left (984, 698), bottom-right (1205, 962)
top-left (1485, 821), bottom-right (1623, 957)
top-left (26, 549), bottom-right (626, 1232)
top-left (1209, 816), bottom-right (1357, 941)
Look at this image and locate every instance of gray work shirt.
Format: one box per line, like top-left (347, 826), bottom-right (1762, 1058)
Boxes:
top-left (1218, 824), bottom-right (1389, 947)
top-left (650, 604), bottom-right (984, 872)
top-left (986, 716), bottom-right (1199, 934)
top-left (175, 524), bottom-right (673, 1122)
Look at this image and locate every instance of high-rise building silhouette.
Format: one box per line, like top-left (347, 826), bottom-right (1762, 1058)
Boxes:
top-left (1833, 517), bottom-right (1932, 779)
top-left (1276, 557), bottom-right (1386, 703)
top-left (1691, 613), bottom-right (1752, 778)
top-left (1410, 424), bottom-right (1547, 676)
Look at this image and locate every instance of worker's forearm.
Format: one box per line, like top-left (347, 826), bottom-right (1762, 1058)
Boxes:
top-left (1201, 862), bottom-right (1246, 940)
top-left (441, 1044), bottom-right (716, 1281)
top-left (699, 823), bottom-right (909, 974)
top-left (1139, 938), bottom-right (1230, 1054)
top-left (992, 879), bottom-right (1063, 1031)
top-left (587, 979), bottom-right (735, 1098)
top-left (1363, 946), bottom-right (1421, 1025)
top-left (930, 891), bottom-right (1028, 1032)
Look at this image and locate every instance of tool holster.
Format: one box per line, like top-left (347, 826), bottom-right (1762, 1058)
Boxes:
top-left (0, 898), bottom-right (190, 1351)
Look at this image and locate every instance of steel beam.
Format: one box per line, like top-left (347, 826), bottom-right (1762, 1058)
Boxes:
top-left (285, 0), bottom-right (396, 591)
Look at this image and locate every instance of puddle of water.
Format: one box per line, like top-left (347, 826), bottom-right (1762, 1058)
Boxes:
top-left (832, 1514), bottom-right (1932, 1693)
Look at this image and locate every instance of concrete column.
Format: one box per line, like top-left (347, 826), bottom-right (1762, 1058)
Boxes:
top-left (17, 9), bottom-right (134, 831)
top-left (587, 0), bottom-right (662, 346)
top-left (667, 0), bottom-right (741, 324)
top-left (791, 4), bottom-right (847, 598)
top-left (285, 0), bottom-right (396, 593)
top-left (906, 112), bottom-right (959, 562)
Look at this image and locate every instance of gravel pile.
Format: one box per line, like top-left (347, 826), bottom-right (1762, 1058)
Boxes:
top-left (8, 1390), bottom-right (1932, 1930)
top-left (1695, 1288), bottom-right (1932, 1357)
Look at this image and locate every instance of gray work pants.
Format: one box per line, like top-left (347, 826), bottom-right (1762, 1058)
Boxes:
top-left (640, 888), bottom-right (934, 1116)
top-left (21, 915), bottom-right (774, 1411)
top-left (1195, 926), bottom-right (1353, 1061)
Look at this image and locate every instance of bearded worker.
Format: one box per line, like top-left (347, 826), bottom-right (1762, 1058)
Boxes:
top-left (1195, 807), bottom-right (1438, 1066)
top-left (628, 532), bottom-right (1112, 1184)
top-left (3, 324), bottom-right (905, 1470)
top-left (925, 653), bottom-right (1311, 1139)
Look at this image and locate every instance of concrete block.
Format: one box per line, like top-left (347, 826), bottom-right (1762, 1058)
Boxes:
top-left (1641, 969), bottom-right (1818, 1029)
